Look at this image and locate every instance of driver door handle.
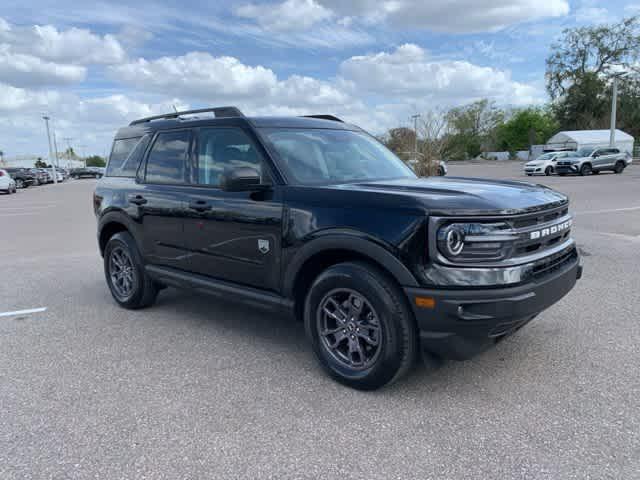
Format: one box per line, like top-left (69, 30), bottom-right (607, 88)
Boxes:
top-left (128, 194), bottom-right (147, 205)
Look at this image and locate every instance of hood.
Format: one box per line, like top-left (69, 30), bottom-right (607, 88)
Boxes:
top-left (332, 176), bottom-right (568, 215)
top-left (526, 161), bottom-right (543, 166)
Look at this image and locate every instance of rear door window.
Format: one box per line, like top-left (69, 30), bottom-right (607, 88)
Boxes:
top-left (144, 130), bottom-right (191, 184)
top-left (106, 135), bottom-right (150, 177)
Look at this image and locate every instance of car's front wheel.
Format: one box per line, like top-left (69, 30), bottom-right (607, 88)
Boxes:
top-left (15, 179), bottom-right (24, 189)
top-left (614, 161), bottom-right (625, 174)
top-left (304, 262), bottom-right (418, 390)
top-left (545, 166), bottom-right (553, 176)
top-left (580, 163), bottom-right (592, 176)
top-left (104, 231), bottom-right (158, 309)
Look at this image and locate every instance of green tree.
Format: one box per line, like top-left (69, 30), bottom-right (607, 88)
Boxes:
top-left (552, 72), bottom-right (609, 130)
top-left (85, 155), bottom-right (106, 167)
top-left (381, 127), bottom-right (416, 161)
top-left (35, 159), bottom-right (49, 168)
top-left (546, 17), bottom-right (640, 99)
top-left (496, 107), bottom-right (560, 154)
top-left (445, 100), bottom-right (504, 160)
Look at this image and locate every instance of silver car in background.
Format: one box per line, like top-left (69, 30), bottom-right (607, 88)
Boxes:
top-left (555, 146), bottom-right (632, 176)
top-left (524, 151), bottom-right (575, 176)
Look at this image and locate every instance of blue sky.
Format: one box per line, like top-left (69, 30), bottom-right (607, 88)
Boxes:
top-left (0, 0), bottom-right (635, 157)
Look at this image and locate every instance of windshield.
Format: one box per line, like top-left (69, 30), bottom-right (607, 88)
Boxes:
top-left (260, 128), bottom-right (416, 185)
top-left (577, 147), bottom-right (595, 157)
top-left (536, 153), bottom-right (556, 160)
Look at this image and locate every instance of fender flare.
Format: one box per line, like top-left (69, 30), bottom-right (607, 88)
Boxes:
top-left (282, 234), bottom-right (419, 298)
top-left (97, 210), bottom-right (141, 254)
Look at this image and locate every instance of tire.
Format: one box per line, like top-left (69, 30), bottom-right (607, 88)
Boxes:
top-left (614, 161), bottom-right (625, 174)
top-left (104, 231), bottom-right (158, 309)
top-left (304, 262), bottom-right (418, 390)
top-left (545, 166), bottom-right (553, 176)
top-left (15, 179), bottom-right (24, 189)
top-left (579, 163), bottom-right (592, 176)
top-left (438, 166), bottom-right (445, 176)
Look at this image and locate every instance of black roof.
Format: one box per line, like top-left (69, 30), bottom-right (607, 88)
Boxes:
top-left (115, 107), bottom-right (360, 139)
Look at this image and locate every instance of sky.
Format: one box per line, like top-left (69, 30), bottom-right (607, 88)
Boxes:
top-left (0, 0), bottom-right (635, 158)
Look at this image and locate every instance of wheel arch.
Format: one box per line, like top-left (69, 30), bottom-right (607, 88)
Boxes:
top-left (98, 211), bottom-right (139, 256)
top-left (283, 234), bottom-right (419, 321)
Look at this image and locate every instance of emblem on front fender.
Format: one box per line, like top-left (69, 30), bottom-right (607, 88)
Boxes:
top-left (258, 239), bottom-right (270, 254)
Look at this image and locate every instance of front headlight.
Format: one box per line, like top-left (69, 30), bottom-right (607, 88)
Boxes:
top-left (436, 222), bottom-right (518, 262)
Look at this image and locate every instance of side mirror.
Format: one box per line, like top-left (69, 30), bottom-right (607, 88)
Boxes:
top-left (220, 166), bottom-right (266, 192)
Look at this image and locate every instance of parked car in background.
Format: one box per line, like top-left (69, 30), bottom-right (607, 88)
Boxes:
top-left (0, 169), bottom-right (17, 194)
top-left (70, 167), bottom-right (104, 179)
top-left (555, 146), bottom-right (632, 176)
top-left (27, 169), bottom-right (47, 185)
top-left (5, 168), bottom-right (35, 188)
top-left (523, 151), bottom-right (576, 176)
top-left (46, 168), bottom-right (65, 182)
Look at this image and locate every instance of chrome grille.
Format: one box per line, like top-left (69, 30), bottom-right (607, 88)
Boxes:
top-left (508, 205), bottom-right (572, 260)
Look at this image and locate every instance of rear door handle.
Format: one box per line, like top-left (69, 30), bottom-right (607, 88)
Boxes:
top-left (128, 194), bottom-right (147, 205)
top-left (188, 200), bottom-right (212, 212)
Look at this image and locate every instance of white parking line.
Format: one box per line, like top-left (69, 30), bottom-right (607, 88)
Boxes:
top-left (0, 307), bottom-right (47, 318)
top-left (575, 206), bottom-right (640, 215)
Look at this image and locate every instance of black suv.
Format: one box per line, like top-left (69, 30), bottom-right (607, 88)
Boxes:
top-left (95, 107), bottom-right (582, 390)
top-left (5, 168), bottom-right (36, 188)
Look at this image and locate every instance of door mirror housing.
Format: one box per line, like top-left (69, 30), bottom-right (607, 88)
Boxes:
top-left (220, 166), bottom-right (267, 192)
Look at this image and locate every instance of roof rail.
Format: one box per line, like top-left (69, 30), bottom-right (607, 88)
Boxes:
top-left (129, 106), bottom-right (244, 126)
top-left (302, 114), bottom-right (344, 123)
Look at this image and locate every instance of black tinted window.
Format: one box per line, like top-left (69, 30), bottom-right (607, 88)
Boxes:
top-left (145, 130), bottom-right (190, 184)
top-left (197, 128), bottom-right (264, 186)
top-left (107, 136), bottom-right (150, 177)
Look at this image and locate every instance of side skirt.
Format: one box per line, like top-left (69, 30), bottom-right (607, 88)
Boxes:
top-left (145, 265), bottom-right (295, 317)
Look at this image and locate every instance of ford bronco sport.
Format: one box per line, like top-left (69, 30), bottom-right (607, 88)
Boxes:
top-left (94, 107), bottom-right (582, 390)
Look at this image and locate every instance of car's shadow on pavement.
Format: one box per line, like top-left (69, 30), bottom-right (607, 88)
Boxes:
top-left (145, 286), bottom-right (519, 396)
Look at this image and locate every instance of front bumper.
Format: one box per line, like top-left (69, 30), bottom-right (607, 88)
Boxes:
top-left (404, 253), bottom-right (582, 361)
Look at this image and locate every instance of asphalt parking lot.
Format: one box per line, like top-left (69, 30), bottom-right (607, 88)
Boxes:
top-left (1, 164), bottom-right (639, 479)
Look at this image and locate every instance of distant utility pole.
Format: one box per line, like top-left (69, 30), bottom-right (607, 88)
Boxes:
top-left (52, 128), bottom-right (60, 168)
top-left (411, 114), bottom-right (421, 163)
top-left (42, 115), bottom-right (58, 184)
top-left (79, 145), bottom-right (88, 167)
top-left (610, 71), bottom-right (629, 147)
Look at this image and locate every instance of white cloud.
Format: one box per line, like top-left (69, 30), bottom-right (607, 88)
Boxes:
top-left (0, 45), bottom-right (86, 87)
top-left (235, 0), bottom-right (333, 31)
top-left (339, 44), bottom-right (543, 106)
top-left (0, 17), bottom-right (125, 65)
top-left (110, 52), bottom-right (351, 109)
top-left (317, 0), bottom-right (569, 32)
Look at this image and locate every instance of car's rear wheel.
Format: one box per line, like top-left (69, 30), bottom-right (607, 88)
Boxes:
top-left (614, 161), bottom-right (625, 174)
top-left (580, 163), bottom-right (592, 176)
top-left (104, 231), bottom-right (158, 309)
top-left (545, 166), bottom-right (553, 176)
top-left (304, 262), bottom-right (417, 390)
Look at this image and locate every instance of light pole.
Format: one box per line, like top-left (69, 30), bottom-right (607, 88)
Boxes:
top-left (411, 114), bottom-right (421, 164)
top-left (610, 71), bottom-right (629, 147)
top-left (42, 115), bottom-right (58, 184)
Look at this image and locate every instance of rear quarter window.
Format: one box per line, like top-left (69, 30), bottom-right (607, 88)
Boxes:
top-left (106, 135), bottom-right (150, 177)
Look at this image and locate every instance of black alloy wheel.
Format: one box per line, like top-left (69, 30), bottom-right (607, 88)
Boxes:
top-left (108, 246), bottom-right (137, 301)
top-left (317, 289), bottom-right (382, 371)
top-left (104, 231), bottom-right (158, 309)
top-left (580, 163), bottom-right (592, 176)
top-left (614, 161), bottom-right (625, 174)
top-left (304, 262), bottom-right (418, 390)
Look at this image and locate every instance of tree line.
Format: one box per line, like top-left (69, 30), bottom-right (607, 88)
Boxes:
top-left (381, 16), bottom-right (640, 174)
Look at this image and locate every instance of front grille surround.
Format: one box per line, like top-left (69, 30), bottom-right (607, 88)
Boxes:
top-left (429, 203), bottom-right (574, 268)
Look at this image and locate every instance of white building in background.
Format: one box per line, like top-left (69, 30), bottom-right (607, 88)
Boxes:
top-left (544, 129), bottom-right (634, 155)
top-left (0, 154), bottom-right (85, 169)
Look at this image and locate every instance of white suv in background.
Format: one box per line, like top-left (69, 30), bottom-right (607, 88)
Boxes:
top-left (524, 151), bottom-right (575, 176)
